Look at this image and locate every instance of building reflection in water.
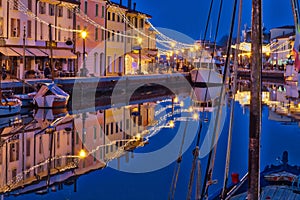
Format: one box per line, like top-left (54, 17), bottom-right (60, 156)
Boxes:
top-left (235, 80), bottom-right (300, 124)
top-left (0, 100), bottom-right (168, 196)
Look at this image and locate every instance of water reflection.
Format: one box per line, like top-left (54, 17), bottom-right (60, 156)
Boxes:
top-left (235, 80), bottom-right (300, 124)
top-left (0, 80), bottom-right (299, 198)
top-left (0, 97), bottom-right (188, 196)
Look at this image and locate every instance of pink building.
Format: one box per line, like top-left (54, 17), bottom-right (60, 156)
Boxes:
top-left (76, 0), bottom-right (106, 77)
top-left (0, 0), bottom-right (79, 79)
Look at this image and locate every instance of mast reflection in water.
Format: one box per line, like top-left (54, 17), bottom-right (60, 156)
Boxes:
top-left (0, 81), bottom-right (299, 199)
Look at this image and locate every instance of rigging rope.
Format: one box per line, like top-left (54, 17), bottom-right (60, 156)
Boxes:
top-left (221, 0), bottom-right (243, 198)
top-left (201, 0), bottom-right (239, 198)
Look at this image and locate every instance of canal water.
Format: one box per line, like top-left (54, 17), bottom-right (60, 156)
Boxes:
top-left (1, 86), bottom-right (300, 200)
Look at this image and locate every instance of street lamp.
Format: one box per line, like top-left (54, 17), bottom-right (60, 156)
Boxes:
top-left (137, 37), bottom-right (142, 74)
top-left (81, 30), bottom-right (87, 77)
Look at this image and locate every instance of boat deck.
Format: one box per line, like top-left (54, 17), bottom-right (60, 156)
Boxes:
top-left (231, 185), bottom-right (300, 200)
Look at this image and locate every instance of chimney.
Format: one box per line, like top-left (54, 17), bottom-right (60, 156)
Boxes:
top-left (133, 2), bottom-right (136, 11)
top-left (128, 0), bottom-right (132, 10)
top-left (120, 0), bottom-right (122, 6)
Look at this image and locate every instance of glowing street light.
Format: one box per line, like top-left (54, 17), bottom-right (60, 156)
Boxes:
top-left (81, 30), bottom-right (88, 77)
top-left (193, 113), bottom-right (199, 120)
top-left (78, 149), bottom-right (87, 159)
top-left (169, 120), bottom-right (175, 128)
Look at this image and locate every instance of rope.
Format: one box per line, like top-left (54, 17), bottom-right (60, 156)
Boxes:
top-left (201, 0), bottom-right (239, 198)
top-left (221, 0), bottom-right (243, 198)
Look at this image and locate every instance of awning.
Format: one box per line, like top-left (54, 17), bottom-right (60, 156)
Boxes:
top-left (10, 47), bottom-right (35, 56)
top-left (128, 53), bottom-right (152, 61)
top-left (0, 47), bottom-right (20, 56)
top-left (43, 49), bottom-right (77, 59)
top-left (26, 48), bottom-right (48, 57)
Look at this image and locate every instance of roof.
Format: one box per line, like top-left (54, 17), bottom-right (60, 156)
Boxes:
top-left (272, 25), bottom-right (295, 30)
top-left (109, 1), bottom-right (152, 18)
top-left (273, 31), bottom-right (295, 39)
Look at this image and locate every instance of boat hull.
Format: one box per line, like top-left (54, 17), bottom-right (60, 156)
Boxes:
top-left (0, 99), bottom-right (22, 116)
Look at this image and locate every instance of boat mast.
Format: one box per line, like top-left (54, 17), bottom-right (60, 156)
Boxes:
top-left (291, 0), bottom-right (300, 28)
top-left (248, 0), bottom-right (262, 199)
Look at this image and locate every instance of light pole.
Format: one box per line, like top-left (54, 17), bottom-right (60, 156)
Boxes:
top-left (81, 30), bottom-right (87, 77)
top-left (137, 37), bottom-right (142, 74)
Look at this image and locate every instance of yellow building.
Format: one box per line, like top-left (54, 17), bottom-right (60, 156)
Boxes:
top-left (125, 3), bottom-right (157, 74)
top-left (105, 2), bottom-right (127, 76)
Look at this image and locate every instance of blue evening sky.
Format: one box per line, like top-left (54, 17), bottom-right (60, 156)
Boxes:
top-left (131, 0), bottom-right (294, 41)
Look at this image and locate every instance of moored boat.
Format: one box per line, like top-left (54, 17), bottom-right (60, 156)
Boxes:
top-left (13, 91), bottom-right (37, 107)
top-left (0, 98), bottom-right (22, 117)
top-left (33, 83), bottom-right (69, 108)
top-left (223, 151), bottom-right (300, 200)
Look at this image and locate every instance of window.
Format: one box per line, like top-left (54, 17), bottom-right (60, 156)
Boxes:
top-left (0, 0), bottom-right (2, 7)
top-left (0, 17), bottom-right (3, 36)
top-left (95, 4), bottom-right (99, 17)
top-left (117, 15), bottom-right (120, 22)
top-left (107, 56), bottom-right (112, 73)
top-left (118, 57), bottom-right (122, 73)
top-left (112, 30), bottom-right (115, 41)
top-left (99, 148), bottom-right (103, 160)
top-left (101, 6), bottom-right (105, 18)
top-left (28, 0), bottom-right (32, 11)
top-left (134, 17), bottom-right (138, 28)
top-left (116, 122), bottom-right (118, 133)
top-left (57, 132), bottom-right (60, 148)
top-left (58, 6), bottom-right (63, 17)
top-left (27, 20), bottom-right (32, 38)
top-left (121, 32), bottom-right (124, 42)
top-left (94, 126), bottom-right (97, 139)
top-left (40, 22), bottom-right (43, 40)
top-left (110, 122), bottom-right (113, 134)
top-left (10, 18), bottom-right (20, 37)
top-left (101, 30), bottom-right (105, 41)
top-left (127, 16), bottom-right (131, 27)
top-left (84, 1), bottom-right (88, 14)
top-left (117, 31), bottom-right (120, 42)
top-left (112, 13), bottom-right (115, 21)
top-left (140, 18), bottom-right (144, 29)
top-left (39, 2), bottom-right (46, 14)
top-left (39, 136), bottom-right (42, 154)
top-left (119, 121), bottom-right (122, 132)
top-left (100, 53), bottom-right (104, 74)
top-left (26, 139), bottom-right (30, 157)
top-left (49, 4), bottom-right (55, 16)
top-left (76, 131), bottom-right (79, 144)
top-left (58, 26), bottom-right (61, 41)
top-left (95, 27), bottom-right (98, 41)
top-left (67, 9), bottom-right (72, 19)
top-left (107, 31), bottom-right (110, 41)
top-left (13, 0), bottom-right (18, 10)
top-left (106, 124), bottom-right (109, 135)
top-left (108, 12), bottom-right (111, 20)
top-left (94, 52), bottom-right (98, 73)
